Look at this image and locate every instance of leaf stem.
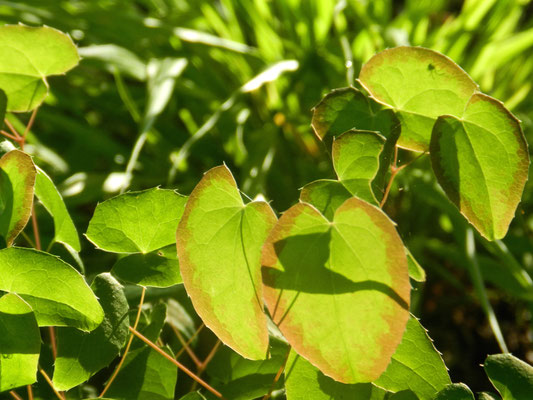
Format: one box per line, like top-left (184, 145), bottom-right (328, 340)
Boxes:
top-left (21, 108), bottom-right (38, 150)
top-left (129, 326), bottom-right (225, 399)
top-left (465, 228), bottom-right (509, 353)
top-left (0, 129), bottom-right (21, 142)
top-left (175, 322), bottom-right (204, 360)
top-left (171, 324), bottom-right (202, 368)
top-left (9, 391), bottom-right (23, 400)
top-left (99, 286), bottom-right (146, 397)
top-left (27, 384), bottom-right (33, 400)
top-left (4, 119), bottom-right (21, 139)
top-left (262, 346), bottom-right (291, 400)
top-left (39, 367), bottom-right (65, 400)
top-left (191, 339), bottom-right (222, 391)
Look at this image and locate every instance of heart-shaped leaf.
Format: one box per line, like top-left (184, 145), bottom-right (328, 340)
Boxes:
top-left (430, 93), bottom-right (529, 240)
top-left (53, 273), bottom-right (130, 391)
top-left (177, 165), bottom-right (276, 360)
top-left (359, 47), bottom-right (478, 152)
top-left (484, 353), bottom-right (533, 400)
top-left (0, 25), bottom-right (79, 112)
top-left (0, 247), bottom-right (104, 331)
top-left (0, 293), bottom-right (40, 391)
top-left (0, 149), bottom-right (36, 246)
top-left (86, 188), bottom-right (187, 253)
top-left (262, 197), bottom-right (410, 383)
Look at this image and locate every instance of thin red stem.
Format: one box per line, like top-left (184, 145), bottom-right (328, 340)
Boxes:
top-left (171, 324), bottom-right (202, 368)
top-left (39, 367), bottom-right (65, 400)
top-left (9, 391), bottom-right (23, 400)
top-left (99, 286), bottom-right (146, 397)
top-left (262, 346), bottom-right (291, 400)
top-left (129, 327), bottom-right (225, 399)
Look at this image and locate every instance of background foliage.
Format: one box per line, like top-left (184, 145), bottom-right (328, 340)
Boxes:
top-left (1, 0), bottom-right (533, 398)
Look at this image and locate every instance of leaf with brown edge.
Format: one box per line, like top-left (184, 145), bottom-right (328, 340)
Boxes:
top-left (262, 198), bottom-right (410, 383)
top-left (359, 47), bottom-right (478, 152)
top-left (176, 165), bottom-right (276, 360)
top-left (0, 149), bottom-right (36, 246)
top-left (311, 87), bottom-right (400, 148)
top-left (430, 93), bottom-right (529, 240)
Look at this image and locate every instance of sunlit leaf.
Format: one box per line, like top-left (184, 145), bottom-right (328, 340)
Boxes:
top-left (262, 198), bottom-right (410, 383)
top-left (0, 293), bottom-right (40, 391)
top-left (284, 350), bottom-right (388, 399)
top-left (177, 165), bottom-right (276, 360)
top-left (0, 25), bottom-right (79, 112)
top-left (374, 317), bottom-right (450, 399)
top-left (35, 167), bottom-right (81, 251)
top-left (484, 353), bottom-right (533, 400)
top-left (359, 47), bottom-right (478, 151)
top-left (86, 188), bottom-right (187, 253)
top-left (0, 247), bottom-right (104, 330)
top-left (0, 149), bottom-right (36, 246)
top-left (430, 93), bottom-right (529, 240)
top-left (53, 273), bottom-right (129, 390)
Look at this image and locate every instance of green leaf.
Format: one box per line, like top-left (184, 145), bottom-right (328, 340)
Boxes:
top-left (0, 293), bottom-right (40, 392)
top-left (374, 317), bottom-right (450, 399)
top-left (0, 149), bottom-right (36, 246)
top-left (406, 250), bottom-right (426, 283)
top-left (300, 186), bottom-right (424, 282)
top-left (0, 247), bottom-right (104, 330)
top-left (333, 130), bottom-right (392, 205)
top-left (311, 87), bottom-right (400, 146)
top-left (300, 179), bottom-right (352, 221)
top-left (262, 198), bottom-right (410, 383)
top-left (206, 339), bottom-right (288, 399)
top-left (35, 167), bottom-right (81, 251)
top-left (484, 353), bottom-right (533, 400)
top-left (387, 391), bottom-right (420, 400)
top-left (112, 252), bottom-right (182, 288)
top-left (359, 47), bottom-right (478, 151)
top-left (434, 383), bottom-right (475, 400)
top-left (131, 303), bottom-right (167, 350)
top-left (53, 273), bottom-right (130, 391)
top-left (177, 165), bottom-right (276, 360)
top-left (86, 188), bottom-right (187, 254)
top-left (430, 93), bottom-right (529, 240)
top-left (105, 346), bottom-right (177, 400)
top-left (285, 350), bottom-right (388, 399)
top-left (0, 25), bottom-right (79, 112)
top-left (302, 128), bottom-right (396, 206)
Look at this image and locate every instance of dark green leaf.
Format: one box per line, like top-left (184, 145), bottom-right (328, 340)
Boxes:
top-left (112, 252), bottom-right (181, 288)
top-left (484, 353), bottom-right (533, 400)
top-left (53, 273), bottom-right (130, 391)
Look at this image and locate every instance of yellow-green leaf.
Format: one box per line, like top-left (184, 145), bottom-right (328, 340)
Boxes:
top-left (177, 165), bottom-right (276, 360)
top-left (430, 93), bottom-right (529, 240)
top-left (359, 47), bottom-right (478, 152)
top-left (262, 198), bottom-right (410, 383)
top-left (0, 25), bottom-right (79, 112)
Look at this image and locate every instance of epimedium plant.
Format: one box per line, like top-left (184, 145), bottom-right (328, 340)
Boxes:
top-left (0, 24), bottom-right (532, 400)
